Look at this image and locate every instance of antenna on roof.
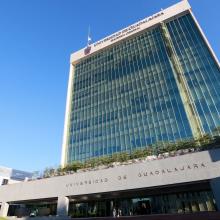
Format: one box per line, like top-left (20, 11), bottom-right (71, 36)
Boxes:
top-left (87, 25), bottom-right (92, 47)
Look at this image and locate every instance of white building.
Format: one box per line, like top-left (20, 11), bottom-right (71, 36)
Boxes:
top-left (0, 166), bottom-right (33, 186)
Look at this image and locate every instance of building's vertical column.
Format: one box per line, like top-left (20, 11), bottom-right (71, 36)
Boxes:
top-left (160, 22), bottom-right (204, 138)
top-left (57, 196), bottom-right (69, 216)
top-left (189, 10), bottom-right (220, 70)
top-left (61, 63), bottom-right (75, 167)
top-left (0, 202), bottom-right (9, 217)
top-left (210, 178), bottom-right (220, 211)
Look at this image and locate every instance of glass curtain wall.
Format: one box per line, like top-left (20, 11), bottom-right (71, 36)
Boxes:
top-left (166, 14), bottom-right (220, 134)
top-left (67, 16), bottom-right (193, 163)
top-left (66, 13), bottom-right (220, 163)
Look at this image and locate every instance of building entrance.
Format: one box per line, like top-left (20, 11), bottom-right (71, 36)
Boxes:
top-left (7, 198), bottom-right (57, 217)
top-left (68, 182), bottom-right (216, 218)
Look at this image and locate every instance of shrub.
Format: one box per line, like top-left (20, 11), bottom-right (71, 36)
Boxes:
top-left (117, 152), bottom-right (130, 162)
top-left (165, 142), bottom-right (177, 152)
top-left (85, 158), bottom-right (101, 168)
top-left (175, 139), bottom-right (196, 150)
top-left (47, 133), bottom-right (220, 177)
top-left (196, 134), bottom-right (213, 146)
top-left (130, 149), bottom-right (145, 159)
top-left (63, 162), bottom-right (83, 172)
top-left (212, 126), bottom-right (220, 136)
top-left (56, 166), bottom-right (63, 173)
top-left (99, 156), bottom-right (113, 165)
top-left (142, 147), bottom-right (152, 156)
top-left (43, 167), bottom-right (55, 178)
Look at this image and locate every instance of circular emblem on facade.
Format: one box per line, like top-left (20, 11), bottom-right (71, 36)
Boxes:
top-left (84, 46), bottom-right (91, 55)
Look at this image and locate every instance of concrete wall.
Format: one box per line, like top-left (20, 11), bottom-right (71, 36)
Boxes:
top-left (0, 149), bottom-right (220, 202)
top-left (0, 149), bottom-right (220, 216)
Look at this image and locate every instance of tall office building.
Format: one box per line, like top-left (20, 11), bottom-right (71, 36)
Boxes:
top-left (1, 1), bottom-right (220, 218)
top-left (61, 0), bottom-right (220, 165)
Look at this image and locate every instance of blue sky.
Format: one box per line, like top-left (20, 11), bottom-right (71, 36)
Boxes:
top-left (0, 0), bottom-right (219, 172)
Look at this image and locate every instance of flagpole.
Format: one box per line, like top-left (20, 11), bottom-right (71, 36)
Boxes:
top-left (87, 25), bottom-right (91, 47)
